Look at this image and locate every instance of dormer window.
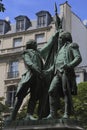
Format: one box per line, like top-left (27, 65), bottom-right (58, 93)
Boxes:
top-left (15, 15), bottom-right (31, 32)
top-left (0, 23), bottom-right (3, 34)
top-left (16, 19), bottom-right (24, 31)
top-left (38, 15), bottom-right (46, 27)
top-left (36, 11), bottom-right (52, 28)
top-left (0, 19), bottom-right (10, 34)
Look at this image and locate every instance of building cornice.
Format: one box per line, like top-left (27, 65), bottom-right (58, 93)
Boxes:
top-left (0, 26), bottom-right (52, 39)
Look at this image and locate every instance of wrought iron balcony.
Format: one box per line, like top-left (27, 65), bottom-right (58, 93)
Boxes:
top-left (7, 71), bottom-right (19, 79)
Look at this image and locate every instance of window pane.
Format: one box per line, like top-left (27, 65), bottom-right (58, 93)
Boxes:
top-left (16, 19), bottom-right (24, 31)
top-left (10, 61), bottom-right (18, 72)
top-left (6, 86), bottom-right (16, 107)
top-left (0, 24), bottom-right (3, 34)
top-left (13, 38), bottom-right (22, 47)
top-left (8, 61), bottom-right (19, 78)
top-left (38, 15), bottom-right (46, 27)
top-left (35, 33), bottom-right (45, 44)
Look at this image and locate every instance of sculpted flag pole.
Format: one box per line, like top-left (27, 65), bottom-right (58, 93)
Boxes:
top-left (40, 3), bottom-right (61, 68)
top-left (54, 2), bottom-right (61, 31)
top-left (39, 2), bottom-right (62, 119)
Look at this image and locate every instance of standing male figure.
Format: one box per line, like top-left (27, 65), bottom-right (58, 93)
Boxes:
top-left (45, 31), bottom-right (82, 119)
top-left (9, 40), bottom-right (43, 121)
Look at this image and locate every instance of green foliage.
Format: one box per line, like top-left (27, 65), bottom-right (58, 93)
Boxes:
top-left (73, 82), bottom-right (87, 129)
top-left (0, 0), bottom-right (5, 12)
top-left (17, 107), bottom-right (27, 120)
top-left (0, 103), bottom-right (9, 114)
top-left (0, 97), bottom-right (9, 114)
top-left (17, 100), bottom-right (39, 120)
top-left (0, 97), bottom-right (9, 129)
top-left (17, 101), bottom-right (27, 120)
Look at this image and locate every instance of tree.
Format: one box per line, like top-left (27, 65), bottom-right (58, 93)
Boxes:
top-left (0, 0), bottom-right (5, 12)
top-left (0, 97), bottom-right (9, 119)
top-left (73, 82), bottom-right (87, 129)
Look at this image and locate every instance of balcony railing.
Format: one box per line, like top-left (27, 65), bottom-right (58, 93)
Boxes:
top-left (7, 71), bottom-right (19, 79)
top-left (0, 46), bottom-right (25, 55)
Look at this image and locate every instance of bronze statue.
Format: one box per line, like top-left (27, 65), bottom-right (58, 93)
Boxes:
top-left (9, 40), bottom-right (44, 121)
top-left (8, 3), bottom-right (82, 121)
top-left (41, 3), bottom-right (82, 119)
top-left (46, 31), bottom-right (82, 119)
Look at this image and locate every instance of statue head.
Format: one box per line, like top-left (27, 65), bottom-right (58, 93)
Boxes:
top-left (59, 31), bottom-right (72, 43)
top-left (26, 40), bottom-right (37, 50)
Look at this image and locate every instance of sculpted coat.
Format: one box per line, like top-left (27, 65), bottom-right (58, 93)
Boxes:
top-left (16, 48), bottom-right (43, 98)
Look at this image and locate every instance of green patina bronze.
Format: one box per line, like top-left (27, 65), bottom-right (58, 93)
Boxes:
top-left (40, 3), bottom-right (82, 119)
top-left (9, 40), bottom-right (49, 121)
top-left (45, 31), bottom-right (82, 119)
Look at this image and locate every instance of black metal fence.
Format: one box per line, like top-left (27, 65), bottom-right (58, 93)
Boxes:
top-left (7, 71), bottom-right (19, 78)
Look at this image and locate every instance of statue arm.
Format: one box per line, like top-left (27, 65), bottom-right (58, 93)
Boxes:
top-left (68, 44), bottom-right (82, 68)
top-left (40, 31), bottom-right (59, 60)
top-left (23, 53), bottom-right (41, 74)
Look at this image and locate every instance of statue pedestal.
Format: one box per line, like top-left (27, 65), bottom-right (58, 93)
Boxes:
top-left (3, 119), bottom-right (85, 130)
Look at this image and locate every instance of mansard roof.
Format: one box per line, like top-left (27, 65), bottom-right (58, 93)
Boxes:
top-left (15, 15), bottom-right (30, 20)
top-left (36, 10), bottom-right (52, 17)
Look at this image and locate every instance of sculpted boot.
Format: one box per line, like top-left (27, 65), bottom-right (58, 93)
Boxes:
top-left (47, 95), bottom-right (58, 119)
top-left (24, 114), bottom-right (37, 120)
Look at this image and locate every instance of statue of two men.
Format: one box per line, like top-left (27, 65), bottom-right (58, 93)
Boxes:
top-left (9, 13), bottom-right (82, 121)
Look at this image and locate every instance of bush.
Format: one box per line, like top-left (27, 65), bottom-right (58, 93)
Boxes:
top-left (73, 82), bottom-right (87, 129)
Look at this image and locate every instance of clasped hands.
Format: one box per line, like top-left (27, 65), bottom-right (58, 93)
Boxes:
top-left (61, 64), bottom-right (71, 70)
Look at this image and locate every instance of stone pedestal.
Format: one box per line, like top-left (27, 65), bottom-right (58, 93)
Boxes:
top-left (3, 119), bottom-right (85, 130)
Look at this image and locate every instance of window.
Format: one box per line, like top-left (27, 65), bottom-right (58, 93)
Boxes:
top-left (0, 23), bottom-right (3, 34)
top-left (8, 61), bottom-right (19, 78)
top-left (13, 37), bottom-right (22, 47)
top-left (35, 33), bottom-right (45, 44)
top-left (6, 86), bottom-right (16, 107)
top-left (36, 11), bottom-right (52, 27)
top-left (16, 19), bottom-right (24, 31)
top-left (38, 15), bottom-right (46, 27)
